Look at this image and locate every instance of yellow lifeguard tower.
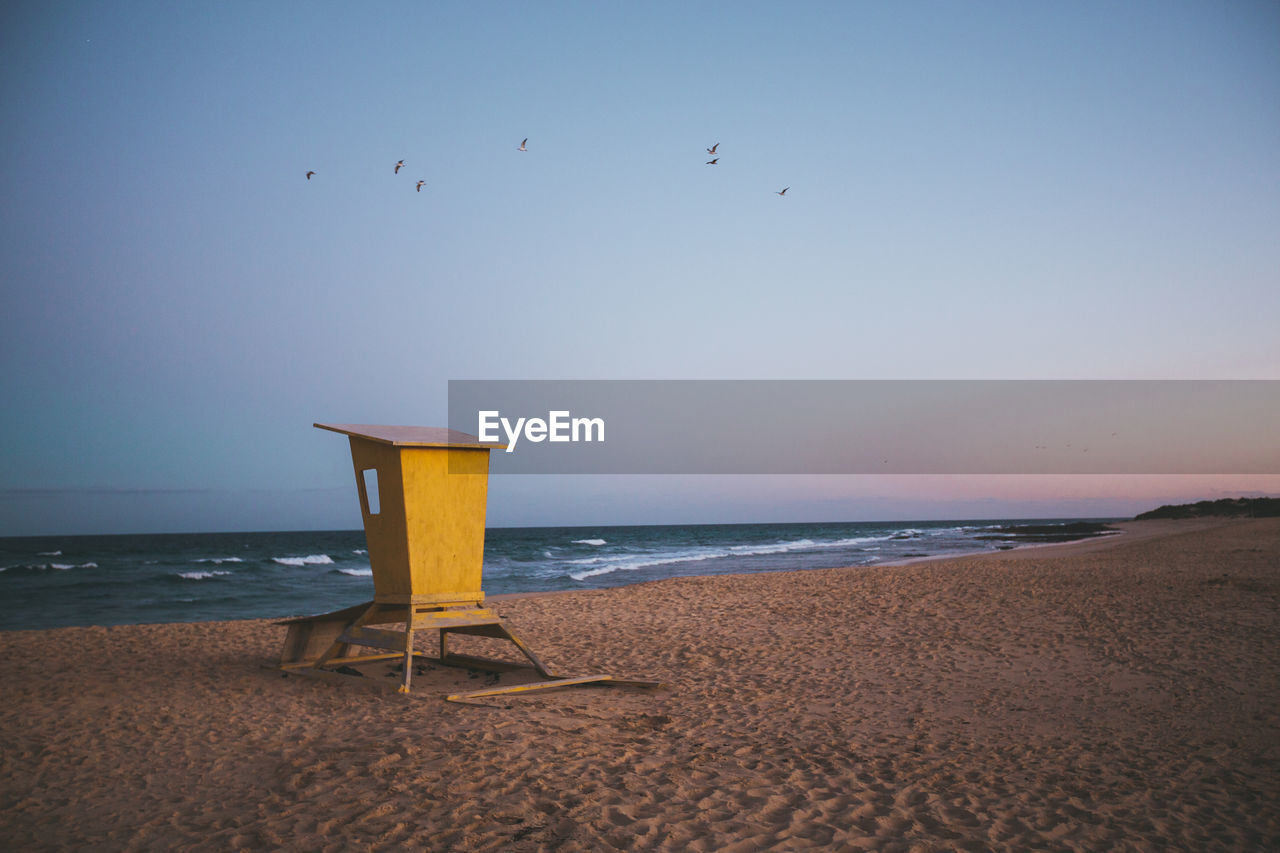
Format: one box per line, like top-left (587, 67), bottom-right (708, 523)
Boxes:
top-left (278, 423), bottom-right (654, 702)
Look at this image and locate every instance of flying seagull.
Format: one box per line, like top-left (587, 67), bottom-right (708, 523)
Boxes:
top-left (706, 142), bottom-right (719, 155)
top-left (416, 180), bottom-right (425, 192)
top-left (306, 170), bottom-right (315, 180)
top-left (776, 187), bottom-right (789, 196)
top-left (518, 138), bottom-right (528, 151)
top-left (395, 160), bottom-right (405, 174)
top-left (706, 158), bottom-right (718, 165)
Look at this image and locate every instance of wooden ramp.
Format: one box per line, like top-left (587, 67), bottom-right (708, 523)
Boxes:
top-left (445, 674), bottom-right (664, 705)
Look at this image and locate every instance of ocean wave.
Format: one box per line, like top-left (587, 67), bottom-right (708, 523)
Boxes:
top-left (572, 538), bottom-right (607, 546)
top-left (176, 570), bottom-right (232, 580)
top-left (272, 554), bottom-right (334, 567)
top-left (196, 557), bottom-right (243, 564)
top-left (729, 538), bottom-right (813, 554)
top-left (565, 555), bottom-right (611, 566)
top-left (337, 567), bottom-right (373, 577)
top-left (38, 550), bottom-right (62, 556)
top-left (569, 549), bottom-right (727, 581)
top-left (728, 536), bottom-right (885, 555)
top-left (1, 563), bottom-right (52, 573)
top-left (566, 535), bottom-right (890, 581)
top-left (0, 562), bottom-right (97, 573)
top-left (352, 549), bottom-right (367, 555)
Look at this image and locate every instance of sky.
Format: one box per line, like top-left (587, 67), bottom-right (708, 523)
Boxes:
top-left (2, 1), bottom-right (1278, 536)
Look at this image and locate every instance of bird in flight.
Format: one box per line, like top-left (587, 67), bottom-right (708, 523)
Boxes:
top-left (706, 158), bottom-right (719, 165)
top-left (416, 180), bottom-right (425, 192)
top-left (706, 142), bottom-right (719, 155)
top-left (776, 187), bottom-right (789, 196)
top-left (395, 160), bottom-right (405, 174)
top-left (306, 171), bottom-right (315, 180)
top-left (518, 138), bottom-right (528, 151)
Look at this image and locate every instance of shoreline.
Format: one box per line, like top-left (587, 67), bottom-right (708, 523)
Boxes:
top-left (877, 515), bottom-right (1241, 566)
top-left (1, 517), bottom-right (1134, 633)
top-left (0, 517), bottom-right (1244, 631)
top-left (3, 517), bottom-right (1276, 850)
top-left (488, 516), bottom-right (1230, 606)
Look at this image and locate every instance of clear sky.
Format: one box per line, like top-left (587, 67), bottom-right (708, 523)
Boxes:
top-left (2, 1), bottom-right (1278, 535)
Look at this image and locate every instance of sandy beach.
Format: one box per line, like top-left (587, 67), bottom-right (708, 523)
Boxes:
top-left (1, 517), bottom-right (1277, 851)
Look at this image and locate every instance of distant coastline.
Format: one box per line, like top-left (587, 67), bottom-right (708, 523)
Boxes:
top-left (1135, 497), bottom-right (1280, 520)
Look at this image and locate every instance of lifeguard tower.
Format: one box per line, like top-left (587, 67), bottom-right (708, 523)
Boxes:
top-left (278, 423), bottom-right (655, 702)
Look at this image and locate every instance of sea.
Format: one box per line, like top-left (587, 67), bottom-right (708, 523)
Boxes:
top-left (0, 519), bottom-right (1120, 631)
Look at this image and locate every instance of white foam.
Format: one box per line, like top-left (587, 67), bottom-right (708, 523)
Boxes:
top-left (177, 570), bottom-right (232, 580)
top-left (337, 567), bottom-right (373, 577)
top-left (38, 550), bottom-right (62, 556)
top-left (569, 550), bottom-right (725, 581)
top-left (572, 539), bottom-right (607, 546)
top-left (352, 549), bottom-right (368, 555)
top-left (824, 536), bottom-right (890, 548)
top-left (196, 557), bottom-right (243, 564)
top-left (566, 534), bottom-right (893, 582)
top-left (565, 555), bottom-right (616, 566)
top-left (729, 538), bottom-right (813, 554)
top-left (272, 554), bottom-right (334, 567)
top-left (729, 535), bottom-right (885, 556)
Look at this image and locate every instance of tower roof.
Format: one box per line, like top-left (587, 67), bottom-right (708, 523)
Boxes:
top-left (314, 423), bottom-right (507, 449)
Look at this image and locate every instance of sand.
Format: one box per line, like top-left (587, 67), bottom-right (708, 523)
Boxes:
top-left (1, 518), bottom-right (1277, 851)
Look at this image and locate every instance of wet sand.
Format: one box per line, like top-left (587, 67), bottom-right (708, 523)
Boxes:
top-left (2, 517), bottom-right (1277, 851)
